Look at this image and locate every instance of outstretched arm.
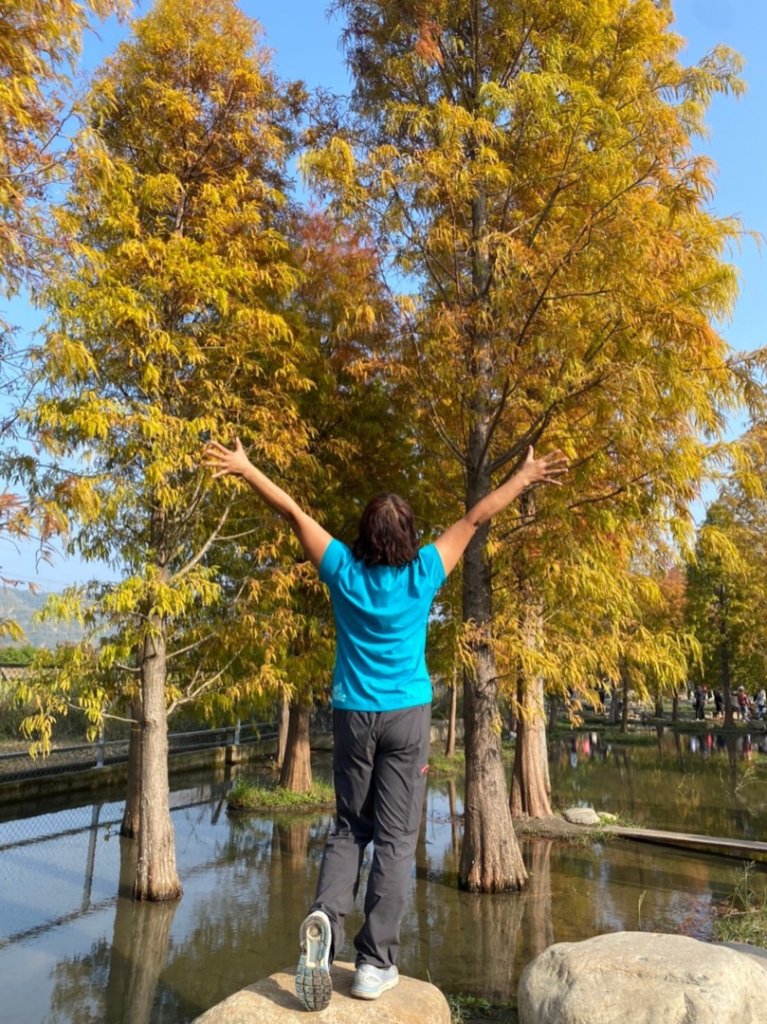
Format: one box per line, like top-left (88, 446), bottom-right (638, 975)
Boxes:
top-left (434, 446), bottom-right (567, 575)
top-left (204, 439), bottom-right (333, 569)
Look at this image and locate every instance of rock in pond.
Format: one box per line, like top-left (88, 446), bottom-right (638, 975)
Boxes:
top-left (518, 931), bottom-right (767, 1024)
top-left (192, 960), bottom-right (451, 1024)
top-left (562, 806), bottom-right (600, 826)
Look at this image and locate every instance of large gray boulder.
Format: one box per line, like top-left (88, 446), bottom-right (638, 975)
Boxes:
top-left (192, 961), bottom-right (450, 1024)
top-left (518, 931), bottom-right (767, 1024)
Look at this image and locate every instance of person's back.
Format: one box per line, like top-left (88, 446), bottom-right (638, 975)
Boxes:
top-left (319, 539), bottom-right (445, 712)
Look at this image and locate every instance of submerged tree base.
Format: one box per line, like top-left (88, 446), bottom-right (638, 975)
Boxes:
top-left (226, 778), bottom-right (335, 813)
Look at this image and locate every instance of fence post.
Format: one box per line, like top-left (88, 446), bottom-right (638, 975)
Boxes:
top-left (96, 723), bottom-right (106, 768)
top-left (226, 718), bottom-right (241, 766)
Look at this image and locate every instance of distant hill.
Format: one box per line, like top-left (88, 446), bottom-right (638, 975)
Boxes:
top-left (0, 587), bottom-right (85, 648)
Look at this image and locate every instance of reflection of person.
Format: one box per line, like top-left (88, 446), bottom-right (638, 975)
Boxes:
top-left (206, 438), bottom-right (566, 1010)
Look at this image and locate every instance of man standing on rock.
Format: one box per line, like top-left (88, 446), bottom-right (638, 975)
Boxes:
top-left (206, 437), bottom-right (566, 1010)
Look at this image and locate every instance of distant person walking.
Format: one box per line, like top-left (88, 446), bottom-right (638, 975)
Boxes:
top-left (693, 685), bottom-right (707, 721)
top-left (206, 437), bottom-right (566, 1010)
top-left (737, 687), bottom-right (750, 721)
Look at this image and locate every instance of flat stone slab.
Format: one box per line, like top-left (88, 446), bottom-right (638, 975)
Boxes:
top-left (192, 961), bottom-right (451, 1023)
top-left (518, 931), bottom-right (767, 1024)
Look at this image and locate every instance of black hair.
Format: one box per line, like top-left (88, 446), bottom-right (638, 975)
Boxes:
top-left (351, 493), bottom-right (418, 567)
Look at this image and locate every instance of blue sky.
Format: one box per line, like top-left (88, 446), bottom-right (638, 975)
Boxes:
top-left (5, 0), bottom-right (766, 590)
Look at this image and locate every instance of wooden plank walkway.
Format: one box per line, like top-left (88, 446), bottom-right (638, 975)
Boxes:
top-left (604, 825), bottom-right (767, 863)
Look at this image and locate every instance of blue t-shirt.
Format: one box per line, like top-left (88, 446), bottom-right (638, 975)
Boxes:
top-left (319, 539), bottom-right (447, 712)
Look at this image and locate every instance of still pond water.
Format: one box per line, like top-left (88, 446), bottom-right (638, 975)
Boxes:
top-left (1, 729), bottom-right (766, 1024)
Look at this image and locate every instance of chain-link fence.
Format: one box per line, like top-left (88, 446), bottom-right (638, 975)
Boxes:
top-left (0, 777), bottom-right (231, 950)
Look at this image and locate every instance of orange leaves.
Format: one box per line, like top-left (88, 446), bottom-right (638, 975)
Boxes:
top-left (414, 20), bottom-right (443, 67)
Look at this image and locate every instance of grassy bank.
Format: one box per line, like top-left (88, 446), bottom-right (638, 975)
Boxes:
top-left (226, 777), bottom-right (335, 813)
top-left (712, 865), bottom-right (767, 947)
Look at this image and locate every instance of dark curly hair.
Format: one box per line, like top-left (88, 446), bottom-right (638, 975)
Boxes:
top-left (352, 493), bottom-right (418, 567)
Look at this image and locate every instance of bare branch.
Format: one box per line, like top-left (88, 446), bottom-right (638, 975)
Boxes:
top-left (171, 496), bottom-right (233, 582)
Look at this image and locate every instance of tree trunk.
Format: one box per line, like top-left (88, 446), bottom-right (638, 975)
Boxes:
top-left (654, 693), bottom-right (664, 718)
top-left (511, 570), bottom-right (552, 819)
top-left (276, 691), bottom-right (290, 770)
top-left (508, 700), bottom-right (517, 736)
top-left (620, 661), bottom-right (630, 734)
top-left (134, 615), bottom-right (181, 901)
top-left (718, 586), bottom-right (734, 729)
top-left (511, 675), bottom-right (553, 818)
top-left (445, 662), bottom-right (458, 757)
top-left (671, 690), bottom-right (679, 722)
top-left (459, 523), bottom-right (527, 891)
top-left (279, 698), bottom-right (313, 792)
top-left (121, 697), bottom-right (142, 838)
top-left (609, 684), bottom-right (621, 725)
top-left (547, 693), bottom-right (558, 732)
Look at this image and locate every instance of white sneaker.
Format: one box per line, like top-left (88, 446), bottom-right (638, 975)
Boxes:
top-left (351, 962), bottom-right (399, 1000)
top-left (295, 910), bottom-right (332, 1011)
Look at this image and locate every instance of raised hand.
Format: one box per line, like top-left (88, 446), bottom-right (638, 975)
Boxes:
top-left (520, 446), bottom-right (568, 487)
top-left (204, 438), bottom-right (252, 479)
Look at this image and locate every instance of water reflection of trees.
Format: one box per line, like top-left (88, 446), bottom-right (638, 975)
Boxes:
top-left (45, 838), bottom-right (178, 1024)
top-left (155, 813), bottom-right (323, 1020)
top-left (34, 769), bottom-right (767, 1023)
top-left (548, 732), bottom-right (767, 839)
top-left (414, 823), bottom-right (555, 1004)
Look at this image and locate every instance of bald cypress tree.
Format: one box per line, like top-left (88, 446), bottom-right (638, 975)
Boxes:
top-left (306, 0), bottom-right (759, 889)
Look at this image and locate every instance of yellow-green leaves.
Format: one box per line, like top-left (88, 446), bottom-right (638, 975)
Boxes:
top-left (0, 0), bottom-right (128, 293)
top-left (24, 0), bottom-right (313, 739)
top-left (687, 426), bottom-right (767, 692)
top-left (319, 0), bottom-right (765, 717)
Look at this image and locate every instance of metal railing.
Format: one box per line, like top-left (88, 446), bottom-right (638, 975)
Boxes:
top-left (0, 721), bottom-right (277, 785)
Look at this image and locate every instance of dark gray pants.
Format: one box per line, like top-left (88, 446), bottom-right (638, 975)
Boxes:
top-left (310, 704), bottom-right (431, 969)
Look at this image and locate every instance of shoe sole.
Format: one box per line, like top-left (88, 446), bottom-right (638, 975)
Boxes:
top-left (296, 914), bottom-right (332, 1011)
top-left (351, 976), bottom-right (399, 1001)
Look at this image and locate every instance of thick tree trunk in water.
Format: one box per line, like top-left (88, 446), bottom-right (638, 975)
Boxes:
top-left (511, 570), bottom-right (552, 819)
top-left (276, 692), bottom-right (290, 770)
top-left (279, 699), bottom-right (312, 793)
top-left (460, 523), bottom-right (527, 891)
top-left (134, 618), bottom-right (181, 901)
top-left (654, 693), bottom-right (664, 718)
top-left (458, 186), bottom-right (526, 891)
top-left (445, 662), bottom-right (458, 757)
top-left (672, 691), bottom-right (679, 722)
top-left (121, 698), bottom-right (142, 838)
